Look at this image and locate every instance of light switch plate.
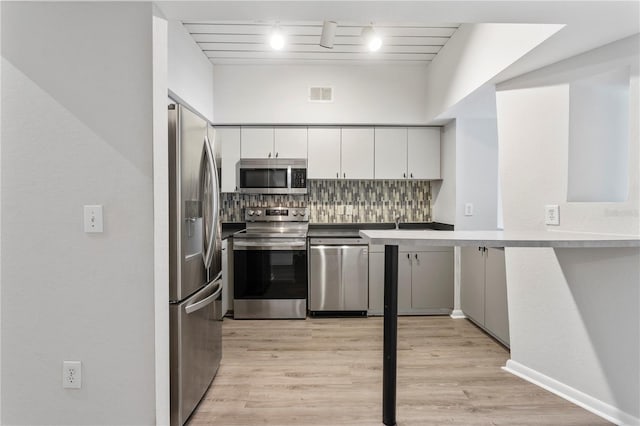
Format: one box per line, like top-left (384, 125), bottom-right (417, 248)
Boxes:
top-left (84, 205), bottom-right (104, 233)
top-left (464, 203), bottom-right (473, 216)
top-left (545, 204), bottom-right (560, 225)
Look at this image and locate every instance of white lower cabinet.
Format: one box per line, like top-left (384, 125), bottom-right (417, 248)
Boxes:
top-left (461, 247), bottom-right (509, 346)
top-left (369, 245), bottom-right (453, 315)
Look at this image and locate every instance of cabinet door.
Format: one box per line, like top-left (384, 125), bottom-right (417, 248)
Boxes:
top-left (342, 246), bottom-right (368, 311)
top-left (241, 127), bottom-right (274, 158)
top-left (307, 128), bottom-right (341, 179)
top-left (341, 128), bottom-right (374, 179)
top-left (485, 248), bottom-right (509, 345)
top-left (460, 246), bottom-right (485, 324)
top-left (411, 250), bottom-right (454, 310)
top-left (217, 127), bottom-right (241, 192)
top-left (408, 127), bottom-right (440, 179)
top-left (398, 251), bottom-right (413, 313)
top-left (274, 127), bottom-right (307, 159)
top-left (375, 128), bottom-right (408, 179)
top-left (368, 252), bottom-right (385, 315)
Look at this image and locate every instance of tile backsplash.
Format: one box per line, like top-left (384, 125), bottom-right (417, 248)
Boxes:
top-left (221, 180), bottom-right (431, 223)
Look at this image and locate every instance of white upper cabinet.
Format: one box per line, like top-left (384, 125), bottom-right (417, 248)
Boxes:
top-left (375, 128), bottom-right (408, 179)
top-left (408, 127), bottom-right (440, 179)
top-left (241, 127), bottom-right (274, 158)
top-left (241, 127), bottom-right (307, 159)
top-left (217, 127), bottom-right (241, 192)
top-left (341, 128), bottom-right (374, 179)
top-left (274, 127), bottom-right (307, 159)
top-left (235, 126), bottom-right (440, 181)
top-left (308, 128), bottom-right (341, 179)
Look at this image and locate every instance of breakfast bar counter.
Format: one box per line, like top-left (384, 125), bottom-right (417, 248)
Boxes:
top-left (359, 229), bottom-right (640, 426)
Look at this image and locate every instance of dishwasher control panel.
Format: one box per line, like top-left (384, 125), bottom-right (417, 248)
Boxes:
top-left (309, 237), bottom-right (368, 246)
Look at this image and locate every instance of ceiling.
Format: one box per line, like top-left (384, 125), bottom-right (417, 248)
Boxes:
top-left (158, 1), bottom-right (640, 82)
top-left (183, 21), bottom-right (460, 64)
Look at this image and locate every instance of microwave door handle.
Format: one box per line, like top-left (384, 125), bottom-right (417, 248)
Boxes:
top-left (202, 134), bottom-right (216, 269)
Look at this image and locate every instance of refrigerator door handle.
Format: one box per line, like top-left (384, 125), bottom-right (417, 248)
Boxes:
top-left (202, 134), bottom-right (217, 269)
top-left (185, 278), bottom-right (223, 315)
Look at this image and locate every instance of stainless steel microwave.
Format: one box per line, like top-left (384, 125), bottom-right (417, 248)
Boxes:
top-left (237, 158), bottom-right (307, 194)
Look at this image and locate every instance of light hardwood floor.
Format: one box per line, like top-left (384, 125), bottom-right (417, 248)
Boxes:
top-left (188, 316), bottom-right (610, 425)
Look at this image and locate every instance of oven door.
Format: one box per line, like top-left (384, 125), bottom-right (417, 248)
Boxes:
top-left (233, 238), bottom-right (308, 318)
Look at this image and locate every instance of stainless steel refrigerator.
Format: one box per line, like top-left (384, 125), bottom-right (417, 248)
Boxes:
top-left (168, 103), bottom-right (223, 426)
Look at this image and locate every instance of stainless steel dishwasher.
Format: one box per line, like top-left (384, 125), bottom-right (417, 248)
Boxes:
top-left (308, 237), bottom-right (368, 316)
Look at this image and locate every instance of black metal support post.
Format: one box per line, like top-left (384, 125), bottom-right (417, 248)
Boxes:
top-left (382, 245), bottom-right (399, 426)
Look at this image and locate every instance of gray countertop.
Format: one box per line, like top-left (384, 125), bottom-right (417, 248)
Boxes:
top-left (222, 222), bottom-right (455, 239)
top-left (308, 222), bottom-right (453, 238)
top-left (359, 229), bottom-right (640, 248)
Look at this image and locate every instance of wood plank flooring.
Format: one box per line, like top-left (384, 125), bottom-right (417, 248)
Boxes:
top-left (187, 316), bottom-right (610, 425)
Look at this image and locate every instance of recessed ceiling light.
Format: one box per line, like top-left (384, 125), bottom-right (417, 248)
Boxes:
top-left (361, 25), bottom-right (382, 52)
top-left (270, 27), bottom-right (285, 50)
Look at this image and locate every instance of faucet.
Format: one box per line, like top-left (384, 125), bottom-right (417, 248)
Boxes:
top-left (395, 216), bottom-right (401, 230)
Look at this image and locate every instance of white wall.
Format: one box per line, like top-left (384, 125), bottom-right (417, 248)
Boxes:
top-left (425, 23), bottom-right (563, 123)
top-left (431, 120), bottom-right (456, 224)
top-left (152, 8), bottom-right (170, 426)
top-left (431, 118), bottom-right (500, 230)
top-left (1, 3), bottom-right (156, 424)
top-left (168, 20), bottom-right (214, 121)
top-left (212, 64), bottom-right (428, 124)
top-left (454, 119), bottom-right (499, 230)
top-left (497, 35), bottom-right (640, 424)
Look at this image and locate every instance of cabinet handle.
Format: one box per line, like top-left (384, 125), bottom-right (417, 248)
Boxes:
top-left (410, 173), bottom-right (414, 178)
top-left (403, 172), bottom-right (406, 178)
top-left (343, 172), bottom-right (346, 178)
top-left (276, 152), bottom-right (279, 158)
top-left (415, 253), bottom-right (418, 260)
top-left (336, 172), bottom-right (339, 178)
top-left (268, 152), bottom-right (272, 158)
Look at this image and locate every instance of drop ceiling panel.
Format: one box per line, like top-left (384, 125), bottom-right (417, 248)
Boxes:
top-left (183, 21), bottom-right (459, 65)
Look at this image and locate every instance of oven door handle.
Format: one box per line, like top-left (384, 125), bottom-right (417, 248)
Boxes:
top-left (233, 240), bottom-right (307, 251)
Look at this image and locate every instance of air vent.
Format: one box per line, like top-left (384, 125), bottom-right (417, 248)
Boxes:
top-left (309, 87), bottom-right (333, 102)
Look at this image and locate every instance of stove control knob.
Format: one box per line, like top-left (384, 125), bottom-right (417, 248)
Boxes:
top-left (256, 210), bottom-right (262, 216)
top-left (298, 210), bottom-right (306, 217)
top-left (248, 210), bottom-right (255, 216)
top-left (292, 210), bottom-right (298, 216)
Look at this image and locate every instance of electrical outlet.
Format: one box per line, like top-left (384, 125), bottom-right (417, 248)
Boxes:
top-left (84, 205), bottom-right (103, 233)
top-left (464, 203), bottom-right (473, 216)
top-left (545, 204), bottom-right (560, 225)
top-left (63, 361), bottom-right (82, 389)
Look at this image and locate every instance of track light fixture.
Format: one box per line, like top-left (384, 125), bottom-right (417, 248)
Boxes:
top-left (361, 25), bottom-right (382, 52)
top-left (320, 20), bottom-right (337, 49)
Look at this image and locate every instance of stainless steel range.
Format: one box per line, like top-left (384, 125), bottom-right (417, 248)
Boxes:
top-left (232, 207), bottom-right (309, 319)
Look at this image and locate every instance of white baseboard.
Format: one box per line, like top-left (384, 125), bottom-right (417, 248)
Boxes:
top-left (450, 309), bottom-right (466, 319)
top-left (504, 360), bottom-right (640, 426)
